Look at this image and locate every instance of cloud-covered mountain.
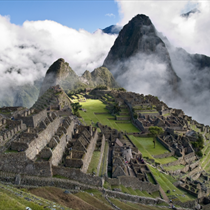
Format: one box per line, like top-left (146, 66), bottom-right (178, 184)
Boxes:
top-left (0, 15), bottom-right (117, 107)
top-left (102, 14), bottom-right (210, 124)
top-left (102, 25), bottom-right (122, 35)
top-left (39, 58), bottom-right (119, 96)
top-left (103, 14), bottom-right (180, 98)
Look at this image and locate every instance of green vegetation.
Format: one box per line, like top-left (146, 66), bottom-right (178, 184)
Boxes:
top-left (128, 135), bottom-right (169, 157)
top-left (191, 134), bottom-right (204, 157)
top-left (53, 175), bottom-right (68, 179)
top-left (156, 156), bottom-right (177, 165)
top-left (148, 166), bottom-right (196, 202)
top-left (146, 173), bottom-right (156, 184)
top-left (78, 99), bottom-right (139, 133)
top-left (75, 191), bottom-right (113, 210)
top-left (0, 183), bottom-right (69, 210)
top-left (93, 85), bottom-right (109, 90)
top-left (164, 164), bottom-right (185, 171)
top-left (87, 151), bottom-right (101, 174)
top-left (163, 113), bottom-right (170, 117)
top-left (109, 197), bottom-right (163, 210)
top-left (71, 102), bottom-right (82, 117)
top-left (103, 181), bottom-right (111, 189)
top-left (149, 126), bottom-right (164, 137)
top-left (99, 141), bottom-right (109, 176)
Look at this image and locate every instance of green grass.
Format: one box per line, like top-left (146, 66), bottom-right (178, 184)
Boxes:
top-left (148, 165), bottom-right (196, 202)
top-left (87, 151), bottom-right (101, 174)
top-left (139, 111), bottom-right (158, 114)
top-left (128, 136), bottom-right (169, 158)
top-left (156, 156), bottom-right (178, 165)
top-left (164, 164), bottom-right (185, 171)
top-left (163, 113), bottom-right (170, 117)
top-left (84, 189), bottom-right (113, 208)
top-left (147, 173), bottom-right (156, 184)
top-left (75, 191), bottom-right (113, 210)
top-left (103, 181), bottom-right (111, 189)
top-left (0, 183), bottom-right (69, 210)
top-left (109, 197), bottom-right (162, 210)
top-left (99, 141), bottom-right (109, 176)
top-left (79, 99), bottom-right (139, 133)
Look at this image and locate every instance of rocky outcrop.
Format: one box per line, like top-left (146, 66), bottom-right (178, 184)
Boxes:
top-left (103, 14), bottom-right (180, 86)
top-left (102, 25), bottom-right (122, 34)
top-left (39, 58), bottom-right (79, 97)
top-left (82, 67), bottom-right (119, 88)
top-left (39, 58), bottom-right (120, 98)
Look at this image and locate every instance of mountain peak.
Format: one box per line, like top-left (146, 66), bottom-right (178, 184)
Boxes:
top-left (103, 14), bottom-right (180, 87)
top-left (39, 58), bottom-right (76, 97)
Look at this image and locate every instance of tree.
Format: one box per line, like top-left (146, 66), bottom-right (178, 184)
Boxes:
top-left (71, 102), bottom-right (82, 116)
top-left (112, 102), bottom-right (121, 115)
top-left (149, 126), bottom-right (164, 148)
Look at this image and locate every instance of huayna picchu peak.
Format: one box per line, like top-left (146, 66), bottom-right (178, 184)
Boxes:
top-left (103, 14), bottom-right (180, 87)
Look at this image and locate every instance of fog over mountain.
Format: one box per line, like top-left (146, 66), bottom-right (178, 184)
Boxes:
top-left (1, 1), bottom-right (210, 125)
top-left (0, 15), bottom-right (117, 107)
top-left (103, 13), bottom-right (210, 125)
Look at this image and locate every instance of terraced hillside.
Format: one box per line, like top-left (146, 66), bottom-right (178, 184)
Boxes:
top-left (78, 96), bottom-right (197, 204)
top-left (0, 182), bottom-right (70, 210)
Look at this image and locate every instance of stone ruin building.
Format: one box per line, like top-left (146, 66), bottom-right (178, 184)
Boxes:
top-left (1, 87), bottom-right (210, 209)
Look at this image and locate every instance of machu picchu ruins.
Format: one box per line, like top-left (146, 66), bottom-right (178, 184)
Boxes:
top-left (1, 83), bottom-right (210, 210)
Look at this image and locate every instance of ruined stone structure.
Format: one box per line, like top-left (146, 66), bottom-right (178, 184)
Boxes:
top-left (2, 88), bottom-right (210, 209)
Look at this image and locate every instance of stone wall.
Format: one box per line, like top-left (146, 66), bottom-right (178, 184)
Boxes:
top-left (156, 136), bottom-right (172, 152)
top-left (105, 176), bottom-right (159, 193)
top-left (25, 117), bottom-right (60, 160)
top-left (18, 109), bottom-right (47, 128)
top-left (162, 158), bottom-right (184, 168)
top-left (119, 176), bottom-right (159, 193)
top-left (153, 151), bottom-right (175, 159)
top-left (116, 116), bottom-right (131, 121)
top-left (105, 177), bottom-right (120, 186)
top-left (187, 166), bottom-right (201, 177)
top-left (184, 152), bottom-right (195, 161)
top-left (0, 152), bottom-right (52, 177)
top-left (51, 120), bottom-right (74, 166)
top-left (97, 135), bottom-right (105, 176)
top-left (190, 160), bottom-right (200, 170)
top-left (104, 189), bottom-right (167, 206)
top-left (178, 185), bottom-right (198, 197)
top-left (81, 129), bottom-right (98, 173)
top-left (52, 166), bottom-right (102, 187)
top-left (0, 121), bottom-right (26, 144)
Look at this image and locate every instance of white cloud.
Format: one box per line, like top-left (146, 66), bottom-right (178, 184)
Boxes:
top-left (0, 15), bottom-right (117, 102)
top-left (115, 0), bottom-right (210, 56)
top-left (105, 13), bottom-right (116, 18)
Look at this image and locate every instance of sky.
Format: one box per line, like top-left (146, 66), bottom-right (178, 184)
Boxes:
top-left (0, 0), bottom-right (120, 32)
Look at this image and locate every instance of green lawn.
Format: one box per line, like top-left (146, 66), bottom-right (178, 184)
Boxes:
top-left (109, 197), bottom-right (163, 210)
top-left (0, 183), bottom-right (69, 210)
top-left (79, 99), bottom-right (139, 133)
top-left (87, 151), bottom-right (101, 174)
top-left (99, 141), bottom-right (109, 176)
top-left (156, 156), bottom-right (178, 165)
top-left (164, 164), bottom-right (185, 171)
top-left (128, 136), bottom-right (169, 157)
top-left (75, 191), bottom-right (113, 210)
top-left (148, 166), bottom-right (196, 202)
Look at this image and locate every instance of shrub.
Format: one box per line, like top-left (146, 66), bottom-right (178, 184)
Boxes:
top-left (196, 150), bottom-right (203, 157)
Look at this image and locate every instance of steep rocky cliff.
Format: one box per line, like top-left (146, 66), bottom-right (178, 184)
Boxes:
top-left (39, 58), bottom-right (120, 98)
top-left (103, 14), bottom-right (180, 86)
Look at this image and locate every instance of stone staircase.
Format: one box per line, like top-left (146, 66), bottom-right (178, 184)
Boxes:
top-left (32, 90), bottom-right (56, 111)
